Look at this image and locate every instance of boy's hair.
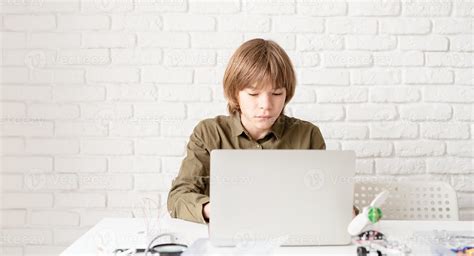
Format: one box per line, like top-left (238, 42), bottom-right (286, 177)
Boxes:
top-left (223, 38), bottom-right (296, 116)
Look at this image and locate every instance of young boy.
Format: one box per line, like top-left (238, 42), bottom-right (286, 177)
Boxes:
top-left (167, 38), bottom-right (326, 224)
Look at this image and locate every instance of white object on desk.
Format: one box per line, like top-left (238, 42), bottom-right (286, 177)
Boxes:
top-left (61, 218), bottom-right (473, 256)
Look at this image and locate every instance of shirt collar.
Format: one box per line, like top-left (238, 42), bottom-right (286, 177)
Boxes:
top-left (230, 113), bottom-right (286, 140)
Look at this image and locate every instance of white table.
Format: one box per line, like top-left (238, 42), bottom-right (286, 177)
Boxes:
top-left (61, 217), bottom-right (473, 255)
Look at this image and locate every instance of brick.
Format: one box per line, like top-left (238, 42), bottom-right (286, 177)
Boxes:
top-left (86, 67), bottom-right (139, 83)
top-left (374, 51), bottom-right (424, 66)
top-left (0, 86), bottom-right (51, 101)
top-left (342, 141), bottom-right (392, 157)
top-left (53, 69), bottom-right (85, 84)
top-left (370, 87), bottom-right (420, 102)
top-left (0, 229), bottom-right (52, 245)
top-left (191, 32), bottom-right (243, 48)
top-left (55, 157), bottom-right (107, 173)
top-left (370, 122), bottom-right (418, 139)
top-left (323, 51), bottom-right (372, 67)
top-left (78, 174), bottom-right (133, 190)
top-left (83, 32), bottom-right (135, 48)
top-left (109, 120), bottom-right (160, 137)
top-left (31, 211), bottom-right (79, 226)
top-left (422, 123), bottom-right (470, 139)
top-left (53, 86), bottom-right (106, 102)
top-left (138, 32), bottom-right (189, 48)
top-left (19, 0), bottom-right (80, 13)
top-left (243, 33), bottom-right (296, 50)
top-left (135, 139), bottom-right (186, 156)
top-left (80, 210), bottom-right (131, 227)
top-left (403, 0), bottom-right (452, 16)
top-left (134, 174), bottom-right (173, 191)
top-left (161, 119), bottom-right (200, 137)
top-left (447, 141), bottom-right (473, 157)
top-left (454, 0), bottom-right (473, 16)
top-left (81, 140), bottom-right (133, 155)
top-left (134, 0), bottom-right (187, 12)
top-left (190, 0), bottom-right (240, 13)
top-left (452, 175), bottom-right (474, 192)
top-left (1, 102), bottom-right (26, 118)
top-left (26, 139), bottom-right (79, 155)
top-left (81, 104), bottom-right (133, 121)
top-left (1, 210), bottom-right (26, 227)
top-left (109, 156), bottom-right (161, 173)
top-left (316, 87), bottom-right (367, 103)
top-left (296, 35), bottom-right (344, 50)
top-left (4, 15), bottom-right (55, 31)
top-left (400, 104), bottom-right (452, 121)
top-left (134, 103), bottom-right (186, 120)
top-left (1, 67), bottom-right (28, 83)
top-left (400, 36), bottom-right (448, 51)
top-left (0, 138), bottom-right (24, 154)
top-left (243, 0), bottom-right (295, 14)
top-left (55, 193), bottom-right (105, 208)
top-left (81, 0), bottom-right (133, 13)
top-left (0, 120), bottom-right (54, 137)
top-left (24, 173), bottom-right (78, 190)
top-left (424, 86), bottom-right (474, 102)
top-left (25, 246), bottom-right (65, 256)
top-left (186, 103), bottom-right (228, 119)
top-left (375, 159), bottom-right (425, 175)
top-left (53, 228), bottom-right (89, 245)
top-left (356, 159), bottom-right (374, 174)
top-left (111, 49), bottom-right (162, 65)
top-left (451, 35), bottom-right (474, 52)
top-left (29, 33), bottom-right (81, 48)
top-left (164, 49), bottom-right (216, 66)
top-left (291, 105), bottom-right (345, 121)
top-left (427, 157), bottom-right (472, 174)
top-left (348, 0), bottom-right (400, 16)
top-left (380, 18), bottom-right (431, 34)
top-left (320, 124), bottom-right (368, 139)
top-left (219, 15), bottom-right (270, 32)
top-left (453, 104), bottom-right (474, 121)
top-left (106, 85), bottom-right (157, 101)
top-left (404, 68), bottom-right (453, 84)
top-left (347, 105), bottom-right (397, 121)
top-left (107, 191), bottom-right (160, 208)
top-left (433, 19), bottom-right (473, 34)
top-left (142, 67), bottom-right (193, 83)
top-left (426, 52), bottom-right (473, 67)
top-left (112, 14), bottom-right (162, 31)
top-left (162, 157), bottom-right (183, 173)
top-left (326, 18), bottom-right (377, 34)
top-left (299, 69), bottom-right (349, 85)
top-left (29, 69), bottom-right (53, 84)
top-left (58, 15), bottom-right (110, 30)
top-left (291, 86), bottom-right (316, 103)
top-left (56, 49), bottom-right (110, 66)
top-left (1, 175), bottom-right (23, 190)
top-left (28, 104), bottom-right (79, 120)
top-left (1, 32), bottom-right (26, 49)
top-left (348, 35), bottom-right (398, 50)
top-left (395, 141), bottom-right (445, 157)
top-left (195, 67), bottom-right (225, 84)
top-left (2, 49), bottom-right (54, 66)
top-left (1, 193), bottom-right (53, 208)
top-left (272, 16), bottom-right (323, 32)
top-left (55, 122), bottom-right (108, 137)
top-left (296, 0), bottom-right (347, 16)
top-left (159, 86), bottom-right (212, 102)
top-left (163, 14), bottom-right (215, 31)
top-left (1, 156), bottom-right (52, 173)
top-left (287, 51), bottom-right (320, 67)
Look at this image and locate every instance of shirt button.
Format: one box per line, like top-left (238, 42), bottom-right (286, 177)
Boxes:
top-left (256, 144), bottom-right (261, 149)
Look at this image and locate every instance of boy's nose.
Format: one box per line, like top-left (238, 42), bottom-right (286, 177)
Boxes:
top-left (258, 94), bottom-right (273, 109)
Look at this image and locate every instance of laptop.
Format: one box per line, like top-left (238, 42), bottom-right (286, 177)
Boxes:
top-left (209, 150), bottom-right (355, 247)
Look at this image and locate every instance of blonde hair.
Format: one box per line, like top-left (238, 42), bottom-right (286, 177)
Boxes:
top-left (223, 38), bottom-right (296, 116)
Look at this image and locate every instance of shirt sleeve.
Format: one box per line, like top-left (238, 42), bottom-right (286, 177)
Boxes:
top-left (311, 126), bottom-right (326, 150)
top-left (167, 121), bottom-right (210, 224)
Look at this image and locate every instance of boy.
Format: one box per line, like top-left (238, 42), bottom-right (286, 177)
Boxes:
top-left (167, 39), bottom-right (326, 224)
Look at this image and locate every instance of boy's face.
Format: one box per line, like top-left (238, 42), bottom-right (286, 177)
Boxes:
top-left (237, 79), bottom-right (286, 136)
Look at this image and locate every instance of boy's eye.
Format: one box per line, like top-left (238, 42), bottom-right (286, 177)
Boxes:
top-left (248, 93), bottom-right (258, 96)
top-left (272, 93), bottom-right (283, 96)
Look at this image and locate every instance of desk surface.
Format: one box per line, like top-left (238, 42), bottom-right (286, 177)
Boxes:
top-left (61, 217), bottom-right (473, 256)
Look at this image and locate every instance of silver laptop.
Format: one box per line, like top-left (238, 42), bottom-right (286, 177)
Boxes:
top-left (210, 150), bottom-right (355, 247)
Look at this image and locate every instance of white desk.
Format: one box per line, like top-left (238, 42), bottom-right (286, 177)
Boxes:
top-left (61, 217), bottom-right (473, 256)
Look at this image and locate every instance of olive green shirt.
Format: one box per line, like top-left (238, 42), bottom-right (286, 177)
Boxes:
top-left (167, 114), bottom-right (326, 224)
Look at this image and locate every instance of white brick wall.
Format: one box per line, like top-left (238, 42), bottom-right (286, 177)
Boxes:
top-left (0, 0), bottom-right (472, 255)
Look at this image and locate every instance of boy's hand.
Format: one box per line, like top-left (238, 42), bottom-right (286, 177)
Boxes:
top-left (203, 202), bottom-right (210, 222)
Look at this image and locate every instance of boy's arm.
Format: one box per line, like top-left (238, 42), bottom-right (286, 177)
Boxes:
top-left (167, 122), bottom-right (210, 224)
